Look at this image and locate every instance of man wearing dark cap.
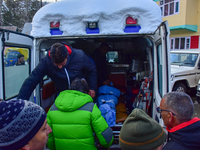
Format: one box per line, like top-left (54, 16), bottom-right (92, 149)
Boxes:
top-left (119, 108), bottom-right (166, 150)
top-left (0, 99), bottom-right (52, 150)
top-left (18, 42), bottom-right (97, 100)
top-left (15, 54), bottom-right (25, 65)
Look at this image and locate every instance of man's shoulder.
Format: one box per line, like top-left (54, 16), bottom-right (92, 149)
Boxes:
top-left (163, 140), bottom-right (191, 150)
top-left (70, 48), bottom-right (87, 60)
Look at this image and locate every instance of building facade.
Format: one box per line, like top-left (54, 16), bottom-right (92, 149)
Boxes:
top-left (154, 0), bottom-right (200, 50)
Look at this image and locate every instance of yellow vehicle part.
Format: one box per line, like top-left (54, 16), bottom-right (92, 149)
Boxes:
top-left (5, 47), bottom-right (29, 61)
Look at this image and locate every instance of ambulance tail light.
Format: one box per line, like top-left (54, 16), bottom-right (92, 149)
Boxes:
top-left (50, 22), bottom-right (60, 28)
top-left (50, 21), bottom-right (63, 35)
top-left (124, 16), bottom-right (141, 33)
top-left (126, 17), bottom-right (137, 25)
top-left (86, 22), bottom-right (99, 34)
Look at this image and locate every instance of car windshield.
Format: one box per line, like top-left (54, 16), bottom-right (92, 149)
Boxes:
top-left (170, 53), bottom-right (198, 67)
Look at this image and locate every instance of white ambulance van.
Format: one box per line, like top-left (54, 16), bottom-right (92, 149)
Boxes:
top-left (0, 0), bottom-right (170, 139)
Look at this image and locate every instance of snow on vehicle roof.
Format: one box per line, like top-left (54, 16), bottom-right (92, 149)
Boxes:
top-left (31, 0), bottom-right (162, 38)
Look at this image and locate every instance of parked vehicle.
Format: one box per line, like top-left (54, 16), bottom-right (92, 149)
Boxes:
top-left (0, 0), bottom-right (171, 148)
top-left (170, 49), bottom-right (200, 93)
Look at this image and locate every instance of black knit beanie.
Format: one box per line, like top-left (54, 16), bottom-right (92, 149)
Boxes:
top-left (0, 99), bottom-right (46, 150)
top-left (119, 108), bottom-right (166, 150)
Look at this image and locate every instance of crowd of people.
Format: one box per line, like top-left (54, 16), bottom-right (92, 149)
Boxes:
top-left (0, 42), bottom-right (200, 150)
top-left (1, 90), bottom-right (199, 150)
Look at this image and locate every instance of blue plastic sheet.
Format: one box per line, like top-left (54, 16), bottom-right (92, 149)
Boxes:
top-left (97, 95), bottom-right (118, 108)
top-left (97, 85), bottom-right (121, 127)
top-left (98, 85), bottom-right (121, 97)
top-left (99, 104), bottom-right (116, 127)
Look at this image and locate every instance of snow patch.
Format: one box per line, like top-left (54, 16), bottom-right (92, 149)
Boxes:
top-left (31, 0), bottom-right (162, 37)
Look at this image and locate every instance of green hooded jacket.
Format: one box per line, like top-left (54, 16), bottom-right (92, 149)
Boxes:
top-left (47, 90), bottom-right (113, 150)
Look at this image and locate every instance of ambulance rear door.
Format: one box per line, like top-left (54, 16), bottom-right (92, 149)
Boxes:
top-left (0, 29), bottom-right (34, 101)
top-left (151, 21), bottom-right (171, 125)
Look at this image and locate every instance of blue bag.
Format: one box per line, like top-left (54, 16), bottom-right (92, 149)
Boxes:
top-left (98, 85), bottom-right (121, 97)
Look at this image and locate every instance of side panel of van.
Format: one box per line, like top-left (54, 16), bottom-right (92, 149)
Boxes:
top-left (0, 29), bottom-right (34, 101)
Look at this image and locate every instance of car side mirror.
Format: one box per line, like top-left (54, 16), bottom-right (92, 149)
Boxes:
top-left (198, 62), bottom-right (200, 69)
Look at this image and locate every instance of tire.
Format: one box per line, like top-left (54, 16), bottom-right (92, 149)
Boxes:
top-left (196, 90), bottom-right (200, 104)
top-left (173, 83), bottom-right (187, 93)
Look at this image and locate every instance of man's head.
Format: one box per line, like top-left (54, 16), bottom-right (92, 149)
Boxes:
top-left (119, 108), bottom-right (166, 150)
top-left (99, 42), bottom-right (111, 55)
top-left (0, 99), bottom-right (52, 150)
top-left (159, 92), bottom-right (194, 128)
top-left (69, 78), bottom-right (89, 94)
top-left (50, 43), bottom-right (68, 68)
top-left (17, 54), bottom-right (25, 64)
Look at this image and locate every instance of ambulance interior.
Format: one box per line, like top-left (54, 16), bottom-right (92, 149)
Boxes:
top-left (39, 36), bottom-right (154, 143)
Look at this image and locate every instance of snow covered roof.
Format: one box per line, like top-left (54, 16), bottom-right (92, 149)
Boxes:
top-left (31, 0), bottom-right (162, 38)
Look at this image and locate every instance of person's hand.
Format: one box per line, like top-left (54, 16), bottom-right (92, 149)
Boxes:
top-left (89, 90), bottom-right (96, 98)
top-left (103, 80), bottom-right (110, 86)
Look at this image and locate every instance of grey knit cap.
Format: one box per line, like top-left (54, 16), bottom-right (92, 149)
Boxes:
top-left (119, 108), bottom-right (166, 150)
top-left (0, 99), bottom-right (46, 150)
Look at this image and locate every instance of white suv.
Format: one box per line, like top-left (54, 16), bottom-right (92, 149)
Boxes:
top-left (170, 49), bottom-right (200, 93)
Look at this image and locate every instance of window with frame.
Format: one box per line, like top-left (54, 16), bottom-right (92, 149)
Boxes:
top-left (3, 46), bottom-right (30, 100)
top-left (160, 0), bottom-right (180, 16)
top-left (170, 37), bottom-right (190, 50)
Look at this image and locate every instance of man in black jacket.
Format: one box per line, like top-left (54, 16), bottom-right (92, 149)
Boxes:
top-left (91, 42), bottom-right (110, 88)
top-left (18, 42), bottom-right (97, 100)
top-left (158, 92), bottom-right (200, 150)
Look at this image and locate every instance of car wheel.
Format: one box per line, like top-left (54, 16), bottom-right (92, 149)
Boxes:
top-left (196, 90), bottom-right (200, 104)
top-left (173, 83), bottom-right (186, 93)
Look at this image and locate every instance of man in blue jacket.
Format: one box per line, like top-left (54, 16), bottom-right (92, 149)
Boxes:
top-left (18, 42), bottom-right (97, 100)
top-left (158, 92), bottom-right (200, 150)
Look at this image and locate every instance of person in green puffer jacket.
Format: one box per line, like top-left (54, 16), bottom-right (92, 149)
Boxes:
top-left (47, 78), bottom-right (113, 150)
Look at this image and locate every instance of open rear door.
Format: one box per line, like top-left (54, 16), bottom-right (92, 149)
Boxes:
top-left (0, 29), bottom-right (34, 101)
top-left (152, 21), bottom-right (171, 125)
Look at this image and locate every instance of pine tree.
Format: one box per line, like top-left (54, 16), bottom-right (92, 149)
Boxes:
top-left (2, 0), bottom-right (48, 32)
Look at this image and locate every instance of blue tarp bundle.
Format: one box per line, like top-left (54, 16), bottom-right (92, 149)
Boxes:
top-left (97, 95), bottom-right (118, 109)
top-left (99, 104), bottom-right (116, 127)
top-left (97, 85), bottom-right (121, 127)
top-left (98, 85), bottom-right (121, 97)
